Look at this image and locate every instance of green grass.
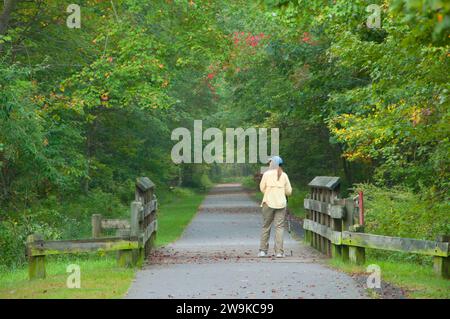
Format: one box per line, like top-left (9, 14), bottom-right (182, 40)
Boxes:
top-left (0, 256), bottom-right (135, 299)
top-left (221, 176), bottom-right (249, 184)
top-left (329, 258), bottom-right (450, 299)
top-left (0, 187), bottom-right (206, 299)
top-left (287, 187), bottom-right (309, 219)
top-left (156, 188), bottom-right (206, 246)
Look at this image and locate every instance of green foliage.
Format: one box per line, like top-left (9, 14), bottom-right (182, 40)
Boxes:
top-left (241, 176), bottom-right (258, 189)
top-left (0, 188), bottom-right (129, 269)
top-left (0, 0), bottom-right (230, 270)
top-left (216, 0), bottom-right (449, 269)
top-left (355, 183), bottom-right (450, 240)
top-left (221, 0), bottom-right (450, 195)
top-left (353, 183), bottom-right (450, 263)
top-left (287, 187), bottom-right (309, 218)
top-left (0, 0), bottom-right (448, 275)
top-left (156, 188), bottom-right (205, 246)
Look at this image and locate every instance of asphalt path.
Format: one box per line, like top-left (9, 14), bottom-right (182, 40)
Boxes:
top-left (125, 184), bottom-right (366, 299)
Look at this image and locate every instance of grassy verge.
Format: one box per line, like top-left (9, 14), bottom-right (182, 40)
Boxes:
top-left (329, 257), bottom-right (450, 299)
top-left (0, 256), bottom-right (134, 299)
top-left (0, 187), bottom-right (206, 299)
top-left (156, 188), bottom-right (206, 246)
top-left (286, 187), bottom-right (309, 219)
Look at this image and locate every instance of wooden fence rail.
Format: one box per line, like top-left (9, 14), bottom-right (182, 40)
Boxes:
top-left (303, 176), bottom-right (449, 279)
top-left (26, 177), bottom-right (158, 280)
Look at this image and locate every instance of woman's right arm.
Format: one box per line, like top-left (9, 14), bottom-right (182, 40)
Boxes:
top-left (284, 174), bottom-right (292, 196)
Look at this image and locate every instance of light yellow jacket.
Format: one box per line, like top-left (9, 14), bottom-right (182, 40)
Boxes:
top-left (259, 169), bottom-right (292, 209)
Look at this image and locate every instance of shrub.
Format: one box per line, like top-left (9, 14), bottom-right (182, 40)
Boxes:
top-left (352, 183), bottom-right (450, 264)
top-left (170, 187), bottom-right (196, 198)
top-left (241, 176), bottom-right (258, 189)
top-left (0, 189), bottom-right (130, 270)
top-left (354, 184), bottom-right (449, 240)
top-left (287, 187), bottom-right (309, 218)
top-left (0, 209), bottom-right (67, 270)
top-left (201, 174), bottom-right (214, 191)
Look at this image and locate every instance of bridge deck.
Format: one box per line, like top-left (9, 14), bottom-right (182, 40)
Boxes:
top-left (125, 184), bottom-right (367, 299)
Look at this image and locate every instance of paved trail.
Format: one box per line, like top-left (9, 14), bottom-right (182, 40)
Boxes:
top-left (125, 184), bottom-right (366, 299)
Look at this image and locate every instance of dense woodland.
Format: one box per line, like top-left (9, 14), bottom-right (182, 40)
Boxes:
top-left (0, 0), bottom-right (449, 269)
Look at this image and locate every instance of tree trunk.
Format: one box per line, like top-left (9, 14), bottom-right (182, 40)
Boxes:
top-left (84, 125), bottom-right (93, 194)
top-left (0, 0), bottom-right (17, 35)
top-left (1, 167), bottom-right (8, 200)
top-left (0, 0), bottom-right (17, 53)
top-left (83, 109), bottom-right (101, 193)
top-left (342, 155), bottom-right (353, 185)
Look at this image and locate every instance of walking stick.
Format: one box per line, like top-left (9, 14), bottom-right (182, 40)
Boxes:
top-left (285, 196), bottom-right (291, 234)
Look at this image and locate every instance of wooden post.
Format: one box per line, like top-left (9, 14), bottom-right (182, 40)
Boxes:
top-left (319, 212), bottom-right (326, 254)
top-left (116, 201), bottom-right (141, 268)
top-left (304, 205), bottom-right (312, 245)
top-left (312, 212), bottom-right (318, 249)
top-left (304, 229), bottom-right (312, 245)
top-left (348, 225), bottom-right (366, 265)
top-left (116, 229), bottom-right (134, 267)
top-left (341, 245), bottom-right (349, 262)
top-left (130, 200), bottom-right (143, 266)
top-left (310, 190), bottom-right (316, 249)
top-left (349, 245), bottom-right (365, 265)
top-left (358, 191), bottom-right (364, 225)
top-left (331, 218), bottom-right (342, 259)
top-left (117, 249), bottom-right (134, 268)
top-left (340, 198), bottom-right (355, 263)
top-left (146, 229), bottom-right (157, 259)
top-left (130, 201), bottom-right (142, 237)
top-left (91, 214), bottom-right (102, 238)
top-left (433, 235), bottom-right (449, 279)
top-left (27, 234), bottom-right (46, 280)
top-left (343, 198), bottom-right (356, 233)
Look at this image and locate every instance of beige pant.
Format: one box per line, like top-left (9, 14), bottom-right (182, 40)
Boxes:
top-left (259, 204), bottom-right (286, 254)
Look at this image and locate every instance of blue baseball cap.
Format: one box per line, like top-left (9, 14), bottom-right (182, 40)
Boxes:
top-left (270, 156), bottom-right (283, 166)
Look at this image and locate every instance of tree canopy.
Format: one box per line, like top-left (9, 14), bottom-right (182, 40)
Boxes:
top-left (0, 0), bottom-right (448, 268)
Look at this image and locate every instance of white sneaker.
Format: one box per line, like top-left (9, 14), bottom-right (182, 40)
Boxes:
top-left (258, 251), bottom-right (267, 258)
top-left (276, 253), bottom-right (285, 258)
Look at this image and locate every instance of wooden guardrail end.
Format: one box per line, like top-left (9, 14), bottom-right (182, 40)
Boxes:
top-left (307, 176), bottom-right (340, 190)
top-left (25, 177), bottom-right (158, 280)
top-left (27, 234), bottom-right (46, 280)
top-left (433, 236), bottom-right (449, 279)
top-left (303, 175), bottom-right (448, 278)
top-left (92, 214), bottom-right (102, 239)
top-left (347, 227), bottom-right (365, 266)
top-left (136, 177), bottom-right (155, 193)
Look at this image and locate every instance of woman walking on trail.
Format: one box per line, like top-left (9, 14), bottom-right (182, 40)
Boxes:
top-left (258, 156), bottom-right (292, 258)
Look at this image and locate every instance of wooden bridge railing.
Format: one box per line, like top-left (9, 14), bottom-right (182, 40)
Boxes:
top-left (302, 176), bottom-right (449, 279)
top-left (26, 177), bottom-right (158, 280)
